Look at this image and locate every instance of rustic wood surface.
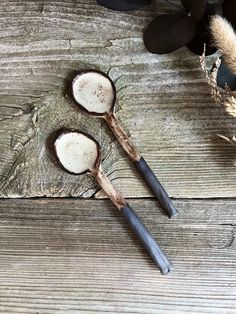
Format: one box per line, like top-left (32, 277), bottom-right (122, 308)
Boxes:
top-left (1, 1), bottom-right (236, 313)
top-left (0, 0), bottom-right (236, 198)
top-left (0, 198), bottom-right (235, 314)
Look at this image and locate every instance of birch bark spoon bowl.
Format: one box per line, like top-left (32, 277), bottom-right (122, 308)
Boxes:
top-left (71, 70), bottom-right (177, 218)
top-left (54, 129), bottom-right (173, 275)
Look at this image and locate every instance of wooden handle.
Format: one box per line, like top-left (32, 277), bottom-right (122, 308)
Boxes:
top-left (95, 167), bottom-right (126, 210)
top-left (135, 157), bottom-right (178, 218)
top-left (95, 167), bottom-right (172, 274)
top-left (105, 112), bottom-right (140, 162)
top-left (105, 113), bottom-right (177, 217)
top-left (121, 205), bottom-right (173, 275)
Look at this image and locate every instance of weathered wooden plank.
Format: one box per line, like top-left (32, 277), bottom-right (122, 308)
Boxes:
top-left (0, 0), bottom-right (236, 198)
top-left (0, 198), bottom-right (235, 313)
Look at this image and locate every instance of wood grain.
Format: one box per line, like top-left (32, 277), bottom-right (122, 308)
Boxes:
top-left (0, 198), bottom-right (235, 313)
top-left (0, 0), bottom-right (236, 199)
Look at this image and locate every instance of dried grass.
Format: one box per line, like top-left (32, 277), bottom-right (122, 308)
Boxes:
top-left (224, 96), bottom-right (236, 117)
top-left (210, 15), bottom-right (236, 76)
top-left (200, 54), bottom-right (236, 141)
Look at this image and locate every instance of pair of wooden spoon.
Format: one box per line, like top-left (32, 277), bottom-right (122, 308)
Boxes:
top-left (54, 70), bottom-right (176, 274)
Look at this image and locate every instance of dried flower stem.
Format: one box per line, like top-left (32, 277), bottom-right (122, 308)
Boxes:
top-left (199, 48), bottom-right (223, 104)
top-left (200, 42), bottom-right (236, 146)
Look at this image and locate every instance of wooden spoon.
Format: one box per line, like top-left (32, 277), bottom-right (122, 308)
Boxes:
top-left (54, 129), bottom-right (173, 275)
top-left (71, 69), bottom-right (177, 218)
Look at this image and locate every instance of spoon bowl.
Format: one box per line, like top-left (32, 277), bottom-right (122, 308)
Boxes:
top-left (72, 70), bottom-right (116, 116)
top-left (54, 130), bottom-right (101, 175)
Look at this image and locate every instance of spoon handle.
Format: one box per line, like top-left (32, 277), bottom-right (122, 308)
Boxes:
top-left (96, 167), bottom-right (172, 275)
top-left (105, 113), bottom-right (177, 218)
top-left (121, 204), bottom-right (172, 275)
top-left (135, 157), bottom-right (177, 218)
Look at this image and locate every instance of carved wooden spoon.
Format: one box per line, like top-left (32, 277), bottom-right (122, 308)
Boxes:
top-left (71, 70), bottom-right (177, 218)
top-left (54, 129), bottom-right (173, 274)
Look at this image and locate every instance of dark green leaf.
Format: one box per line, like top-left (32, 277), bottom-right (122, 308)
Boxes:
top-left (144, 14), bottom-right (195, 54)
top-left (97, 0), bottom-right (151, 11)
top-left (223, 0), bottom-right (236, 28)
top-left (181, 0), bottom-right (189, 10)
top-left (187, 34), bottom-right (217, 56)
top-left (181, 0), bottom-right (205, 21)
top-left (187, 4), bottom-right (218, 56)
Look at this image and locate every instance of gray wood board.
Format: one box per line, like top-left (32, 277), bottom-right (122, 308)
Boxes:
top-left (0, 0), bottom-right (236, 198)
top-left (0, 198), bottom-right (235, 313)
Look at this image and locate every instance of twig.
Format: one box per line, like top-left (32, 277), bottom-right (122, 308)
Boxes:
top-left (199, 47), bottom-right (223, 104)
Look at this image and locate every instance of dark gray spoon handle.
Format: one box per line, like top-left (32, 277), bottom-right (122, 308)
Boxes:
top-left (121, 205), bottom-right (172, 275)
top-left (135, 157), bottom-right (177, 218)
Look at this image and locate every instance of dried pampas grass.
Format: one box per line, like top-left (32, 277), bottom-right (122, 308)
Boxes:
top-left (224, 96), bottom-right (236, 117)
top-left (200, 52), bottom-right (236, 119)
top-left (209, 15), bottom-right (236, 119)
top-left (201, 15), bottom-right (236, 147)
top-left (210, 15), bottom-right (236, 76)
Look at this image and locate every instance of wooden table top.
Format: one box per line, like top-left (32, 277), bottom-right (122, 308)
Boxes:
top-left (0, 1), bottom-right (235, 313)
